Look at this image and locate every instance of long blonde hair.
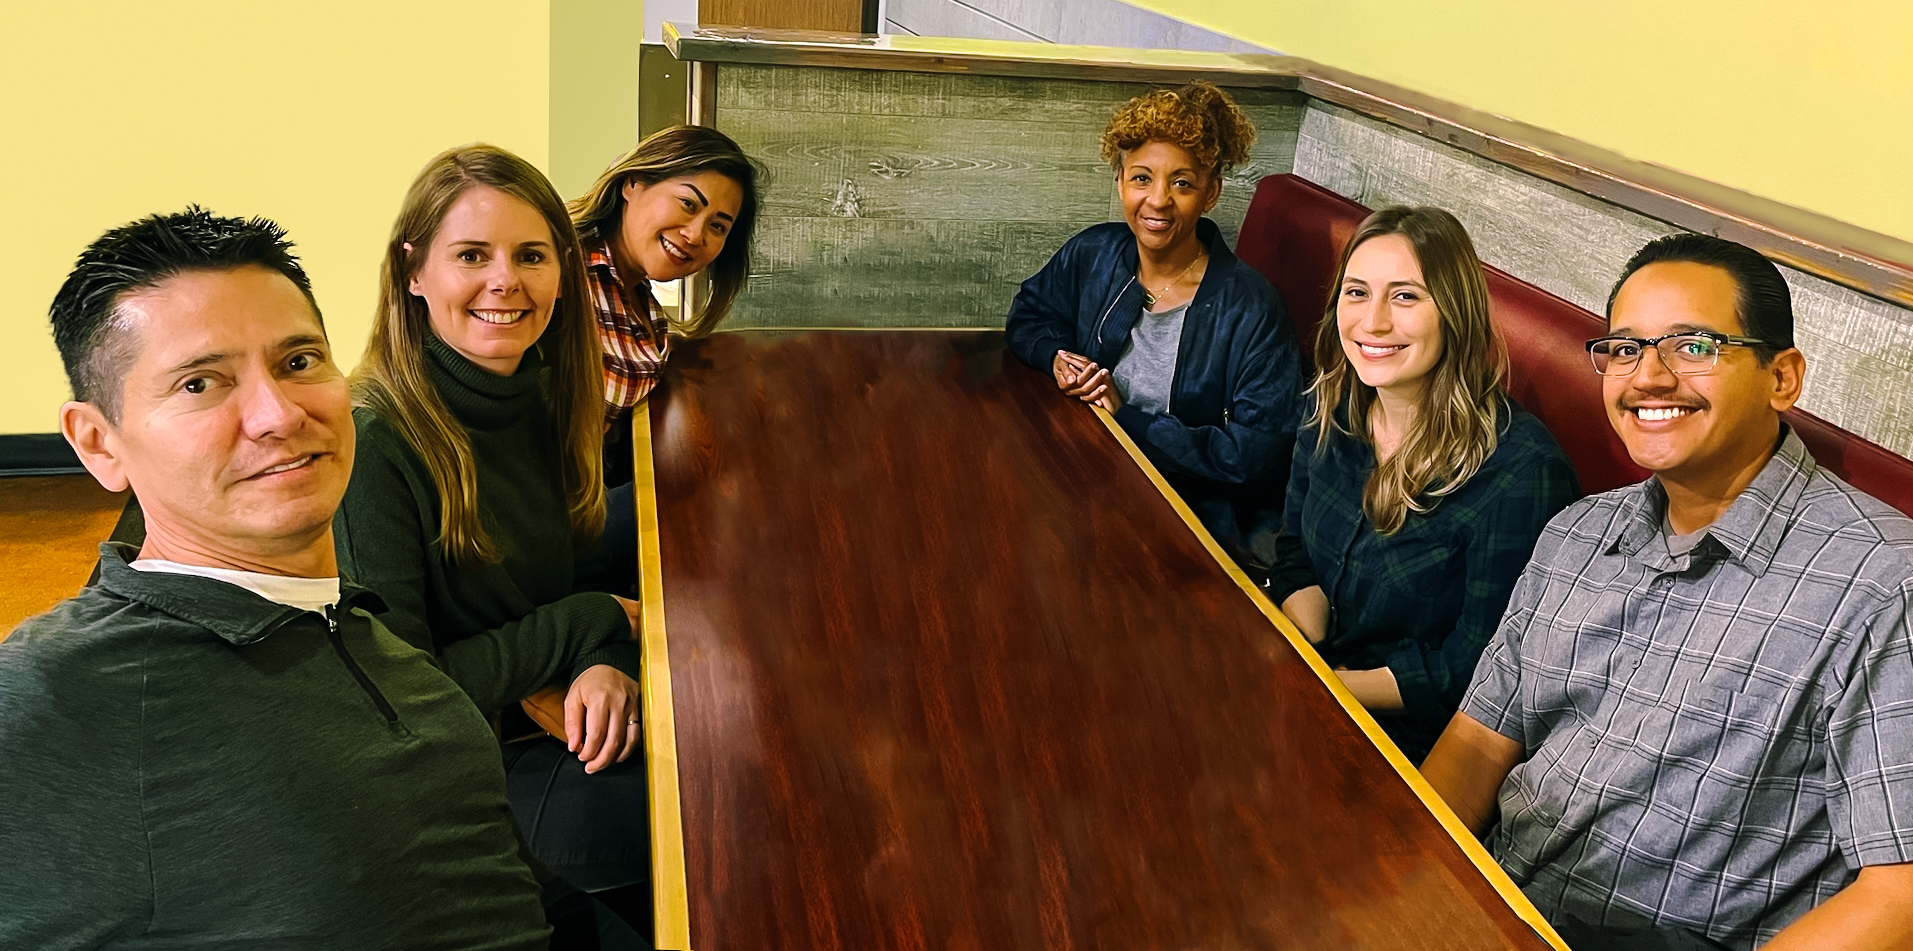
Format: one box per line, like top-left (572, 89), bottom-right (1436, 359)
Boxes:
top-left (568, 125), bottom-right (763, 338)
top-left (1310, 206), bottom-right (1507, 535)
top-left (354, 144), bottom-right (605, 568)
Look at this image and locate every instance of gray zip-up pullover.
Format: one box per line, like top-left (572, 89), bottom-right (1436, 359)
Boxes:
top-left (0, 543), bottom-right (553, 950)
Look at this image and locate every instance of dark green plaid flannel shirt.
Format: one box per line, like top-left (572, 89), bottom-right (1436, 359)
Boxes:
top-left (1266, 399), bottom-right (1579, 760)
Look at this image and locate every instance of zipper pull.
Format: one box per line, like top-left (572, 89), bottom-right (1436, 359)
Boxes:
top-left (323, 603), bottom-right (339, 633)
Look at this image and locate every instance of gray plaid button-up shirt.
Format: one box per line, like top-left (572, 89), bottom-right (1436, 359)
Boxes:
top-left (1461, 430), bottom-right (1913, 949)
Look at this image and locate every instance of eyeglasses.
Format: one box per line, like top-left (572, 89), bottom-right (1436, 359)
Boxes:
top-left (1584, 331), bottom-right (1769, 376)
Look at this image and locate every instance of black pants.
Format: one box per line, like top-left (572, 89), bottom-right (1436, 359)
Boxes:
top-left (503, 734), bottom-right (654, 895)
top-left (1551, 912), bottom-right (1734, 950)
top-left (544, 877), bottom-right (654, 950)
top-left (604, 481), bottom-right (638, 598)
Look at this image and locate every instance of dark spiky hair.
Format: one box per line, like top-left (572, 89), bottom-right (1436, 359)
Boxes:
top-left (48, 206), bottom-right (319, 421)
top-left (1605, 233), bottom-right (1794, 364)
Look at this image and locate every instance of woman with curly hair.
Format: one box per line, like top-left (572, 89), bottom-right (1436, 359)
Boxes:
top-left (1265, 207), bottom-right (1578, 763)
top-left (1005, 81), bottom-right (1302, 566)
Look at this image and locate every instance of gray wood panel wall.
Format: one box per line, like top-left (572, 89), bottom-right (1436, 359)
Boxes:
top-left (716, 64), bottom-right (1303, 328)
top-left (1293, 100), bottom-right (1913, 457)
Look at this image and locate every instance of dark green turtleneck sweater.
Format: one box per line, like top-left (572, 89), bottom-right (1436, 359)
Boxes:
top-left (335, 335), bottom-right (634, 714)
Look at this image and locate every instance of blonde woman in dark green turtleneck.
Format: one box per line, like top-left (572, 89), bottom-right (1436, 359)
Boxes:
top-left (335, 145), bottom-right (653, 911)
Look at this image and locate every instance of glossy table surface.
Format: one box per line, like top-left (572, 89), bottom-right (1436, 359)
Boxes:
top-left (637, 329), bottom-right (1558, 950)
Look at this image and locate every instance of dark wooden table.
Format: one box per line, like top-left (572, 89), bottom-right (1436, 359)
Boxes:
top-left (632, 330), bottom-right (1562, 951)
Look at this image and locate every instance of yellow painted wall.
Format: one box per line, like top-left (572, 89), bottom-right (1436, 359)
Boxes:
top-left (1135, 0), bottom-right (1913, 245)
top-left (1, 1), bottom-right (553, 436)
top-left (13, 1), bottom-right (1903, 432)
top-left (550, 0), bottom-right (648, 200)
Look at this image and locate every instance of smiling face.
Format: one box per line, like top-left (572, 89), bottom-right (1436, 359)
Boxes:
top-left (1336, 233), bottom-right (1445, 401)
top-left (408, 185), bottom-right (560, 376)
top-left (67, 266), bottom-right (352, 569)
top-left (1604, 260), bottom-right (1800, 485)
top-left (614, 170), bottom-right (743, 283)
top-left (1118, 140), bottom-right (1220, 258)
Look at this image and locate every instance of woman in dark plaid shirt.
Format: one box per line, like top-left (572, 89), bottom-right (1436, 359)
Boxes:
top-left (1265, 207), bottom-right (1579, 762)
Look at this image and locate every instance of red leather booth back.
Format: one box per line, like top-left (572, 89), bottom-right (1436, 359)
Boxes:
top-left (1233, 173), bottom-right (1913, 513)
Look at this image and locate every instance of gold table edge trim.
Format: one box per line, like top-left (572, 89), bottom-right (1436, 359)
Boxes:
top-left (1088, 404), bottom-right (1570, 951)
top-left (636, 399), bottom-right (695, 950)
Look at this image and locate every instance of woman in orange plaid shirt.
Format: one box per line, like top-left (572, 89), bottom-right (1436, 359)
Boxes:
top-left (568, 126), bottom-right (764, 488)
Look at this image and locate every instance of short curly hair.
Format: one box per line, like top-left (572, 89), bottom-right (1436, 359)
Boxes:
top-left (1100, 80), bottom-right (1256, 175)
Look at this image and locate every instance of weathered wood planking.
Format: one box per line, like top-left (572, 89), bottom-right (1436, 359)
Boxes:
top-left (718, 64), bottom-right (1300, 121)
top-left (716, 64), bottom-right (1302, 328)
top-left (730, 112), bottom-right (1297, 222)
top-left (736, 217), bottom-right (1084, 327)
top-left (730, 109), bottom-right (1122, 223)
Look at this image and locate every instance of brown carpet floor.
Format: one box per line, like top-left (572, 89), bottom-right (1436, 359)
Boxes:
top-left (1, 475), bottom-right (128, 639)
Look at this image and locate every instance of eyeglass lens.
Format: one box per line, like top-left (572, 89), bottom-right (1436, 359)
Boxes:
top-left (1590, 335), bottom-right (1721, 375)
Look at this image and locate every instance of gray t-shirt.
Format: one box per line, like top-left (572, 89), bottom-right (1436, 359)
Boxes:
top-left (1663, 513), bottom-right (1711, 559)
top-left (1111, 302), bottom-right (1189, 416)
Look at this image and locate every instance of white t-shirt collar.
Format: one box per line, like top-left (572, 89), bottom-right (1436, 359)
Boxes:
top-left (128, 559), bottom-right (341, 615)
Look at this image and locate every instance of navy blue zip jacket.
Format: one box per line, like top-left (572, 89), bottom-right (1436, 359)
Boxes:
top-left (1005, 218), bottom-right (1303, 552)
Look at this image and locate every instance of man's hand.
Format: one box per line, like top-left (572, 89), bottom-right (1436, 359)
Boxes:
top-left (564, 664), bottom-right (643, 774)
top-left (1420, 713), bottom-right (1523, 837)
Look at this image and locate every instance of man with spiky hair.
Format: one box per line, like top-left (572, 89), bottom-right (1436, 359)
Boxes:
top-left (0, 208), bottom-right (631, 949)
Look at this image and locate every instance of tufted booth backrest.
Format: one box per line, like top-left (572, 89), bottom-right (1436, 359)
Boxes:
top-left (1233, 173), bottom-right (1913, 513)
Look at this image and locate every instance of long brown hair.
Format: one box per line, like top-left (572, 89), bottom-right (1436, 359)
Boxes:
top-left (568, 125), bottom-right (764, 338)
top-left (1310, 206), bottom-right (1507, 535)
top-left (354, 144), bottom-right (605, 568)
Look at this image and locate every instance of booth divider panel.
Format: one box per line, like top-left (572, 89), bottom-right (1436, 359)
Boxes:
top-left (715, 63), bottom-right (1303, 329)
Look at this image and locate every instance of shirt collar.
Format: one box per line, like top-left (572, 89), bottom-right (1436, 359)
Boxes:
top-left (1607, 427), bottom-right (1814, 576)
top-left (423, 331), bottom-right (545, 428)
top-left (586, 239), bottom-right (620, 278)
top-left (92, 542), bottom-right (385, 646)
top-left (585, 238), bottom-right (657, 320)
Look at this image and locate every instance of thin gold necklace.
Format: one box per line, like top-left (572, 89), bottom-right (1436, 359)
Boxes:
top-left (1143, 250), bottom-right (1206, 307)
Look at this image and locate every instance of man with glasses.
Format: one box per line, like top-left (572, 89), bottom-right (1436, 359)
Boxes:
top-left (1420, 233), bottom-right (1913, 950)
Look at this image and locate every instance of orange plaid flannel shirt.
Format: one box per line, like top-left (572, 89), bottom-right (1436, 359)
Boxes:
top-left (586, 241), bottom-right (669, 427)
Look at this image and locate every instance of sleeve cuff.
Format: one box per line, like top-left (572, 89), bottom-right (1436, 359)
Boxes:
top-left (1034, 343), bottom-right (1063, 373)
top-left (572, 640), bottom-right (644, 684)
top-left (1387, 662), bottom-right (1446, 723)
top-left (566, 592), bottom-right (631, 650)
top-left (1261, 566), bottom-right (1316, 605)
top-left (1113, 403), bottom-right (1154, 445)
top-left (1457, 689), bottom-right (1524, 742)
